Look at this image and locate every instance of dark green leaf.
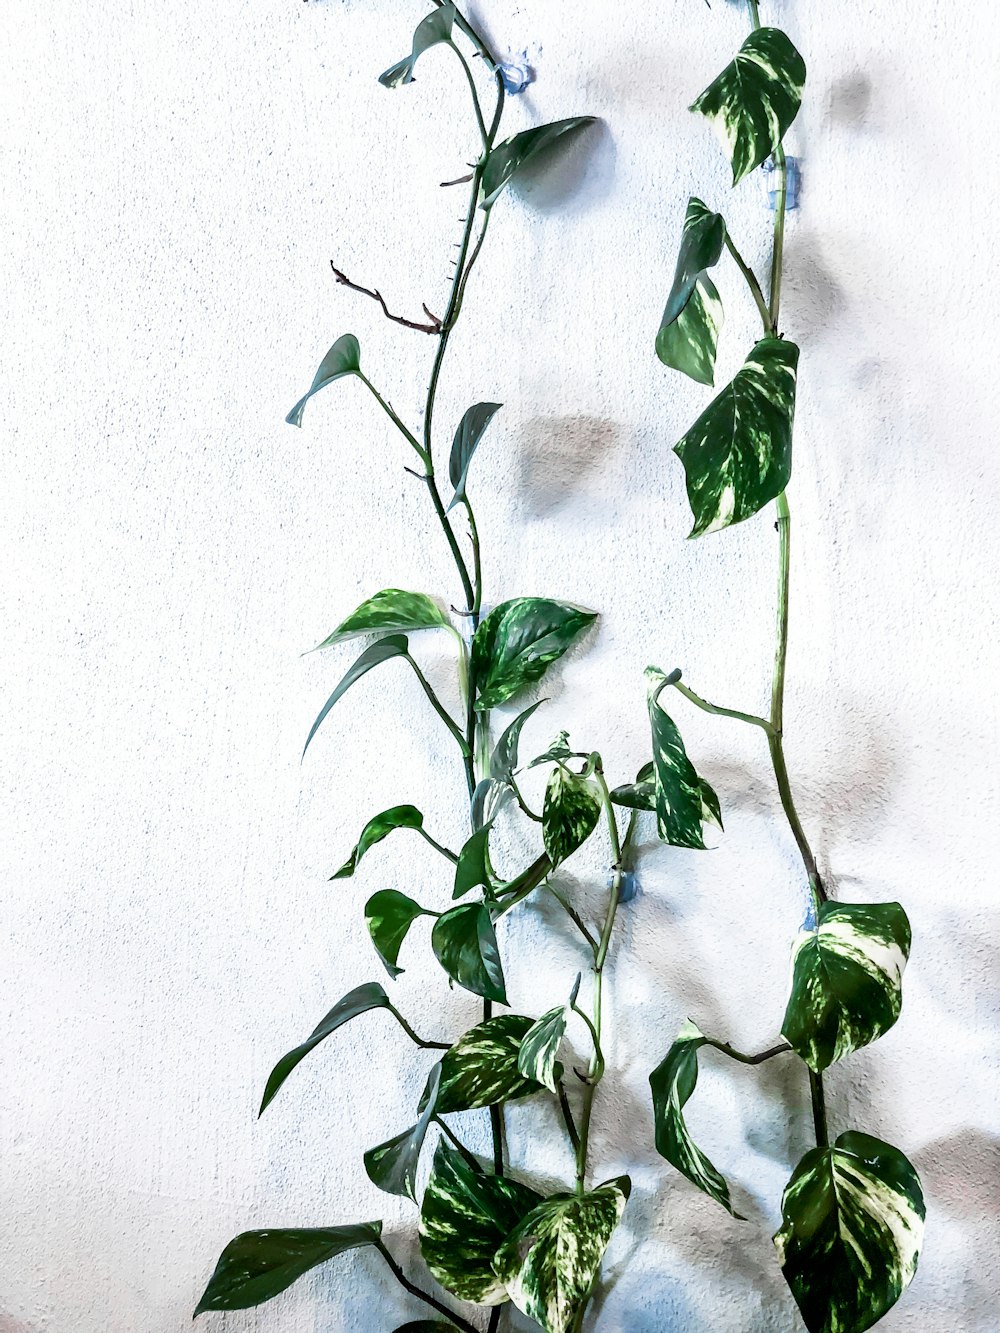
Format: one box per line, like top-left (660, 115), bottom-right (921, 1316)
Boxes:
top-left (331, 804), bottom-right (424, 879)
top-left (260, 982), bottom-right (390, 1115)
top-left (303, 635), bottom-right (409, 758)
top-left (645, 668), bottom-right (715, 849)
top-left (493, 1177), bottom-right (631, 1333)
top-left (774, 1132), bottom-right (925, 1333)
top-left (610, 760), bottom-right (655, 811)
top-left (379, 4), bottom-right (456, 89)
top-left (494, 853), bottom-right (552, 914)
top-left (432, 902), bottom-right (507, 1003)
top-left (657, 198), bottom-right (726, 386)
top-left (448, 402), bottom-right (502, 510)
top-left (285, 334), bottom-right (361, 428)
top-left (419, 1140), bottom-right (543, 1305)
top-left (395, 1324), bottom-right (460, 1332)
top-left (481, 117), bottom-right (596, 210)
top-left (314, 590), bottom-right (448, 650)
top-left (781, 901), bottom-right (912, 1073)
top-left (649, 1020), bottom-right (742, 1217)
top-left (542, 765), bottom-right (601, 867)
top-left (194, 1222), bottom-right (382, 1314)
top-left (674, 337), bottom-right (799, 538)
top-left (365, 890), bottom-right (428, 978)
top-left (691, 28), bottom-right (806, 185)
top-left (364, 1064), bottom-right (441, 1200)
top-left (433, 1014), bottom-right (549, 1111)
top-left (453, 823), bottom-right (493, 900)
top-left (472, 600), bottom-right (596, 711)
top-left (490, 699), bottom-right (548, 782)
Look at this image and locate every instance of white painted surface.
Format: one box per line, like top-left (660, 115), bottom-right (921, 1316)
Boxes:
top-left (2, 1), bottom-right (998, 1329)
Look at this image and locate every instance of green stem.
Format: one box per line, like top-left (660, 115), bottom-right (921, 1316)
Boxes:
top-left (769, 142), bottom-right (787, 329)
top-left (433, 1115), bottom-right (482, 1170)
top-left (356, 373), bottom-right (427, 463)
top-left (406, 654), bottom-right (470, 757)
top-left (549, 884), bottom-right (599, 952)
top-left (449, 40), bottom-right (488, 147)
top-left (705, 1038), bottom-right (793, 1066)
top-left (724, 234), bottom-right (773, 335)
top-left (387, 1004), bottom-right (450, 1050)
top-left (375, 1241), bottom-right (480, 1333)
top-left (558, 1081), bottom-right (581, 1152)
top-left (416, 826), bottom-right (459, 864)
top-left (672, 678), bottom-right (773, 734)
top-left (809, 1069), bottom-right (829, 1147)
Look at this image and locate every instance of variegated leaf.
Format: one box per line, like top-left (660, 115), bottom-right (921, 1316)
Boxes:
top-left (774, 1131), bottom-right (925, 1333)
top-left (453, 822), bottom-right (493, 899)
top-left (649, 1019), bottom-right (742, 1217)
top-left (491, 699), bottom-right (548, 782)
top-left (285, 333), bottom-right (361, 428)
top-left (432, 1014), bottom-right (550, 1112)
top-left (364, 1064), bottom-right (441, 1200)
top-left (691, 28), bottom-right (806, 186)
top-left (645, 668), bottom-right (719, 849)
top-left (379, 4), bottom-right (455, 89)
top-left (517, 976), bottom-right (579, 1094)
top-left (431, 902), bottom-right (507, 1004)
top-left (542, 765), bottom-right (601, 867)
top-left (330, 804), bottom-right (424, 879)
top-left (782, 901), bottom-right (912, 1073)
top-left (365, 890), bottom-right (428, 978)
top-left (314, 590), bottom-right (448, 650)
top-left (419, 1140), bottom-right (542, 1305)
top-left (472, 600), bottom-right (597, 711)
top-left (657, 198), bottom-right (727, 386)
top-left (528, 731), bottom-right (575, 770)
top-left (674, 336), bottom-right (799, 538)
top-left (493, 1177), bottom-right (631, 1333)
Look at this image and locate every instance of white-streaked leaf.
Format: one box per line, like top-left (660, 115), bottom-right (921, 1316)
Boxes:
top-left (313, 590), bottom-right (448, 649)
top-left (645, 668), bottom-right (718, 849)
top-left (379, 5), bottom-right (456, 89)
top-left (431, 902), bottom-right (507, 1004)
top-left (490, 699), bottom-right (548, 781)
top-left (517, 980), bottom-right (577, 1094)
top-left (285, 334), bottom-right (361, 428)
top-left (364, 1064), bottom-right (441, 1200)
top-left (432, 1014), bottom-right (551, 1112)
top-left (472, 600), bottom-right (596, 711)
top-left (542, 765), bottom-right (601, 867)
top-left (657, 198), bottom-right (727, 386)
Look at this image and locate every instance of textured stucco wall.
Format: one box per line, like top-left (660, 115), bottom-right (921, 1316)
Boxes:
top-left (3, 1), bottom-right (999, 1330)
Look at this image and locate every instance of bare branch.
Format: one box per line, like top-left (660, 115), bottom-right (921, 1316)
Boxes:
top-left (329, 263), bottom-right (441, 334)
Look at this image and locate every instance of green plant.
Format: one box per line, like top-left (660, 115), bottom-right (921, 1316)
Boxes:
top-left (194, 6), bottom-right (644, 1331)
top-left (645, 4), bottom-right (925, 1331)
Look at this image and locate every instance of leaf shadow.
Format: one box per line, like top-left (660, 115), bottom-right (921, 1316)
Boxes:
top-left (516, 414), bottom-right (622, 519)
top-left (505, 118), bottom-right (615, 217)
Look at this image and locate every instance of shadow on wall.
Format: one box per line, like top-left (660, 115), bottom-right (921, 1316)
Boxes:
top-left (505, 118), bottom-right (615, 216)
top-left (0, 1318), bottom-right (38, 1333)
top-left (517, 415), bottom-right (621, 518)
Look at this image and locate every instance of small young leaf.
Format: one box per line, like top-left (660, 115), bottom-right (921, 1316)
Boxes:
top-left (646, 668), bottom-right (716, 849)
top-left (774, 1132), bottom-right (925, 1333)
top-left (419, 1140), bottom-right (543, 1305)
top-left (691, 28), bottom-right (806, 186)
top-left (379, 4), bottom-right (456, 89)
top-left (542, 766), bottom-right (601, 867)
top-left (303, 635), bottom-right (409, 758)
top-left (432, 1014), bottom-right (551, 1112)
top-left (490, 699), bottom-right (548, 782)
top-left (453, 823), bottom-right (494, 899)
top-left (610, 760), bottom-right (655, 811)
top-left (517, 1000), bottom-right (571, 1094)
top-left (649, 1019), bottom-right (743, 1217)
top-left (657, 198), bottom-right (727, 386)
top-left (448, 402), bottom-right (502, 510)
top-left (781, 901), bottom-right (912, 1073)
top-left (365, 890), bottom-right (428, 978)
top-left (259, 982), bottom-right (390, 1115)
top-left (285, 334), bottom-right (361, 428)
top-left (331, 804), bottom-right (424, 879)
top-left (481, 117), bottom-right (597, 210)
top-left (194, 1222), bottom-right (382, 1315)
top-left (493, 1177), bottom-right (631, 1333)
top-left (314, 590), bottom-right (448, 649)
top-left (674, 336), bottom-right (799, 538)
top-left (432, 902), bottom-right (507, 1003)
top-left (527, 731), bottom-right (574, 770)
top-left (472, 600), bottom-right (596, 711)
top-left (364, 1063), bottom-right (441, 1200)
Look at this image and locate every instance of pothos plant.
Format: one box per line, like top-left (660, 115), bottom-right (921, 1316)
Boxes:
top-left (194, 6), bottom-right (651, 1332)
top-left (643, 4), bottom-right (926, 1332)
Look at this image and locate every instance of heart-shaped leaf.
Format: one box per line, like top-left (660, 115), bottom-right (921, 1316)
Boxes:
top-left (419, 1140), bottom-right (543, 1305)
top-left (432, 1014), bottom-right (550, 1111)
top-left (364, 1064), bottom-right (441, 1200)
top-left (517, 987), bottom-right (575, 1095)
top-left (194, 1222), bottom-right (382, 1314)
top-left (542, 765), bottom-right (601, 867)
top-left (674, 336), bottom-right (799, 538)
top-left (493, 1177), bottom-right (631, 1333)
top-left (303, 635), bottom-right (409, 757)
top-left (448, 402), bottom-right (502, 510)
top-left (782, 901), bottom-right (912, 1073)
top-left (657, 198), bottom-right (727, 386)
top-left (331, 804), bottom-right (425, 879)
top-left (691, 28), bottom-right (806, 186)
top-left (259, 982), bottom-right (390, 1115)
top-left (481, 117), bottom-right (596, 210)
top-left (379, 4), bottom-right (456, 89)
top-left (365, 890), bottom-right (429, 978)
top-left (774, 1132), bottom-right (925, 1333)
top-left (453, 823), bottom-right (494, 899)
top-left (285, 334), bottom-right (361, 428)
top-left (314, 590), bottom-right (448, 650)
top-left (490, 699), bottom-right (548, 782)
top-left (432, 902), bottom-right (507, 1003)
top-left (649, 1019), bottom-right (743, 1217)
top-left (645, 668), bottom-right (720, 849)
top-left (473, 600), bottom-right (596, 711)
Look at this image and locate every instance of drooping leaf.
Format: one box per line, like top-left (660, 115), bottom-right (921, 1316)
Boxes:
top-left (453, 823), bottom-right (493, 899)
top-left (285, 334), bottom-right (361, 428)
top-left (260, 982), bottom-right (390, 1115)
top-left (691, 28), bottom-right (806, 186)
top-left (379, 4), bottom-right (456, 89)
top-left (517, 978), bottom-right (578, 1095)
top-left (774, 1132), bottom-right (925, 1333)
top-left (432, 1014), bottom-right (550, 1111)
top-left (542, 765), bottom-right (601, 867)
top-left (314, 591), bottom-right (448, 650)
top-left (493, 1178), bottom-right (631, 1333)
top-left (657, 198), bottom-right (727, 386)
top-left (365, 890), bottom-right (429, 978)
top-left (527, 731), bottom-right (575, 770)
top-left (610, 760), bottom-right (655, 811)
top-left (490, 699), bottom-right (548, 782)
top-left (303, 635), bottom-right (409, 757)
top-left (699, 777), bottom-right (723, 829)
top-left (781, 901), bottom-right (912, 1073)
top-left (331, 804), bottom-right (425, 879)
top-left (649, 1019), bottom-right (742, 1217)
top-left (364, 1064), bottom-right (441, 1200)
top-left (395, 1324), bottom-right (461, 1332)
top-left (432, 902), bottom-right (507, 1003)
top-left (471, 777), bottom-right (512, 831)
top-left (472, 600), bottom-right (596, 711)
top-left (494, 853), bottom-right (552, 913)
top-left (481, 117), bottom-right (596, 210)
top-left (645, 668), bottom-right (716, 849)
top-left (448, 402), bottom-right (502, 510)
top-left (194, 1222), bottom-right (382, 1315)
top-left (674, 337), bottom-right (799, 538)
top-left (419, 1140), bottom-right (543, 1305)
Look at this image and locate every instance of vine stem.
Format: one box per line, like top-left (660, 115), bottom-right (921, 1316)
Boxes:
top-left (375, 1241), bottom-right (480, 1333)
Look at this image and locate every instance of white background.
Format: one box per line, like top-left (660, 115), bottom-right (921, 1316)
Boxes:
top-left (3, 1), bottom-right (998, 1330)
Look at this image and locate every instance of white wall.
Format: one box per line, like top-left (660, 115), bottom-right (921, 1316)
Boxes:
top-left (3, 1), bottom-right (998, 1330)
